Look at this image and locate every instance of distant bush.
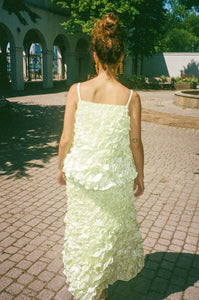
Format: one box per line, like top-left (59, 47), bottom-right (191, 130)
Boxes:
top-left (118, 75), bottom-right (174, 90)
top-left (118, 74), bottom-right (198, 90)
top-left (118, 75), bottom-right (148, 89)
top-left (174, 75), bottom-right (198, 83)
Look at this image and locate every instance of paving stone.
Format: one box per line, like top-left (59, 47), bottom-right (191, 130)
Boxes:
top-left (0, 292), bottom-right (13, 300)
top-left (6, 267), bottom-right (23, 279)
top-left (28, 279), bottom-right (46, 292)
top-left (47, 258), bottom-right (63, 273)
top-left (184, 286), bottom-right (199, 299)
top-left (0, 90), bottom-right (198, 300)
top-left (9, 253), bottom-right (24, 263)
top-left (16, 260), bottom-right (32, 271)
top-left (17, 273), bottom-right (34, 286)
top-left (6, 282), bottom-right (24, 295)
top-left (154, 244), bottom-right (168, 252)
top-left (0, 236), bottom-right (16, 248)
top-left (25, 249), bottom-right (44, 262)
top-left (38, 270), bottom-right (55, 282)
top-left (14, 294), bottom-right (32, 300)
top-left (54, 285), bottom-right (74, 300)
top-left (167, 292), bottom-right (183, 300)
top-left (0, 276), bottom-right (13, 293)
top-left (27, 261), bottom-right (47, 276)
top-left (47, 274), bottom-right (66, 292)
top-left (0, 261), bottom-right (15, 275)
top-left (36, 288), bottom-right (55, 299)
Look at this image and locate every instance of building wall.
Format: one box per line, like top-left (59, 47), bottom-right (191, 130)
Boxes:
top-left (0, 0), bottom-right (92, 90)
top-left (142, 52), bottom-right (199, 78)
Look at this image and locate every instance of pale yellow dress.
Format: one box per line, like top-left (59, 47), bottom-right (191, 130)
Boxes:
top-left (62, 83), bottom-right (144, 300)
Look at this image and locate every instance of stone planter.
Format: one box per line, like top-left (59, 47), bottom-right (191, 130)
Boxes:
top-left (174, 82), bottom-right (197, 90)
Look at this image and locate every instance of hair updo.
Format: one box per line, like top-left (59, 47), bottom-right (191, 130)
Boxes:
top-left (91, 13), bottom-right (124, 72)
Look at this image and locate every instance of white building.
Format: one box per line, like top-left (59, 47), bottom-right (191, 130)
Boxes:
top-left (141, 52), bottom-right (199, 78)
top-left (0, 0), bottom-right (92, 90)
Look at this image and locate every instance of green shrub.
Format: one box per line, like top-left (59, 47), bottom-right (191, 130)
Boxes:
top-left (174, 75), bottom-right (198, 83)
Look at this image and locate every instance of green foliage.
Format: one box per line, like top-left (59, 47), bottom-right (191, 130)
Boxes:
top-left (159, 0), bottom-right (199, 51)
top-left (171, 77), bottom-right (176, 84)
top-left (160, 75), bottom-right (169, 82)
top-left (127, 0), bottom-right (166, 56)
top-left (162, 28), bottom-right (198, 51)
top-left (2, 0), bottom-right (40, 25)
top-left (54, 0), bottom-right (139, 34)
top-left (118, 75), bottom-right (148, 89)
top-left (53, 0), bottom-right (166, 50)
top-left (168, 0), bottom-right (189, 20)
top-left (180, 0), bottom-right (199, 11)
top-left (175, 75), bottom-right (198, 82)
top-left (53, 0), bottom-right (166, 75)
top-left (183, 13), bottom-right (199, 36)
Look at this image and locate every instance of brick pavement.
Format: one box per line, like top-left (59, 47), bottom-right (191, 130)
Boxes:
top-left (0, 90), bottom-right (198, 300)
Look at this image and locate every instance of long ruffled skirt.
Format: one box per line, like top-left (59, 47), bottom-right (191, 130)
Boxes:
top-left (62, 179), bottom-right (144, 300)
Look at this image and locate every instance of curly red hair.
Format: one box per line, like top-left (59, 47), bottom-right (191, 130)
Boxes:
top-left (91, 13), bottom-right (124, 74)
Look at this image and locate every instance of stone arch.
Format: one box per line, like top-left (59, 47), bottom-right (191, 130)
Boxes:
top-left (0, 23), bottom-right (15, 87)
top-left (23, 29), bottom-right (47, 83)
top-left (53, 34), bottom-right (71, 81)
top-left (75, 38), bottom-right (90, 82)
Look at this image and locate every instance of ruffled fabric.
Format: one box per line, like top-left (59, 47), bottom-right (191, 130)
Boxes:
top-left (62, 101), bottom-right (137, 190)
top-left (62, 100), bottom-right (144, 300)
top-left (63, 180), bottom-right (144, 300)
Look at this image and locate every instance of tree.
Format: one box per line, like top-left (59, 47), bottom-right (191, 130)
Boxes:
top-left (127, 0), bottom-right (166, 74)
top-left (182, 13), bottom-right (199, 51)
top-left (2, 0), bottom-right (40, 25)
top-left (163, 28), bottom-right (198, 51)
top-left (159, 0), bottom-right (199, 51)
top-left (180, 0), bottom-right (199, 11)
top-left (53, 0), bottom-right (166, 75)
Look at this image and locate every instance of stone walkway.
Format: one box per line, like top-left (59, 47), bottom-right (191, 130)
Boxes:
top-left (0, 90), bottom-right (198, 300)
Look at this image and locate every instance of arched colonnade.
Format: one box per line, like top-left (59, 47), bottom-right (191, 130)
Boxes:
top-left (0, 22), bottom-right (92, 90)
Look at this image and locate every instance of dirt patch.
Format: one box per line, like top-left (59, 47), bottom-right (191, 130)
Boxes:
top-left (142, 108), bottom-right (199, 129)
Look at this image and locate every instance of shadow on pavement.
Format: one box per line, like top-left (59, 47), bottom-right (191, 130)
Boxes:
top-left (108, 252), bottom-right (199, 300)
top-left (0, 81), bottom-right (68, 98)
top-left (0, 102), bottom-right (65, 178)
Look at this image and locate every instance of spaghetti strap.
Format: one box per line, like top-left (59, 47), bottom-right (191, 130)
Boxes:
top-left (126, 90), bottom-right (133, 107)
top-left (77, 82), bottom-right (81, 102)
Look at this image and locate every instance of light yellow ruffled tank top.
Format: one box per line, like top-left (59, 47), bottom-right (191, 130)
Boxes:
top-left (63, 82), bottom-right (137, 190)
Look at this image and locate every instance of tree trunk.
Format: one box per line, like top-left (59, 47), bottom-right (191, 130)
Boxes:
top-left (140, 55), bottom-right (144, 76)
top-left (132, 53), bottom-right (138, 76)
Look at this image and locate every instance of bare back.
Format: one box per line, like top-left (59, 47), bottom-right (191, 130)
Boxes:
top-left (78, 76), bottom-right (131, 106)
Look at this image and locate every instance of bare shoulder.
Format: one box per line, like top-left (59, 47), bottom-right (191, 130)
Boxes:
top-left (77, 78), bottom-right (98, 100)
top-left (129, 90), bottom-right (141, 114)
top-left (66, 83), bottom-right (78, 105)
top-left (68, 83), bottom-right (78, 96)
top-left (116, 81), bottom-right (133, 101)
top-left (132, 91), bottom-right (141, 105)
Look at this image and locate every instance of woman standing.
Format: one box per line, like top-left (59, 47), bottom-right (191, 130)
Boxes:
top-left (57, 13), bottom-right (144, 300)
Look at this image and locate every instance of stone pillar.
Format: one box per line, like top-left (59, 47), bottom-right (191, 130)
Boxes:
top-left (23, 52), bottom-right (27, 80)
top-left (10, 47), bottom-right (24, 90)
top-left (57, 48), bottom-right (62, 80)
top-left (66, 51), bottom-right (77, 86)
top-left (0, 45), bottom-right (9, 87)
top-left (43, 49), bottom-right (53, 88)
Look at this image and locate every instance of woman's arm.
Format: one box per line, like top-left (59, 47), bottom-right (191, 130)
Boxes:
top-left (129, 91), bottom-right (144, 197)
top-left (57, 84), bottom-right (78, 185)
